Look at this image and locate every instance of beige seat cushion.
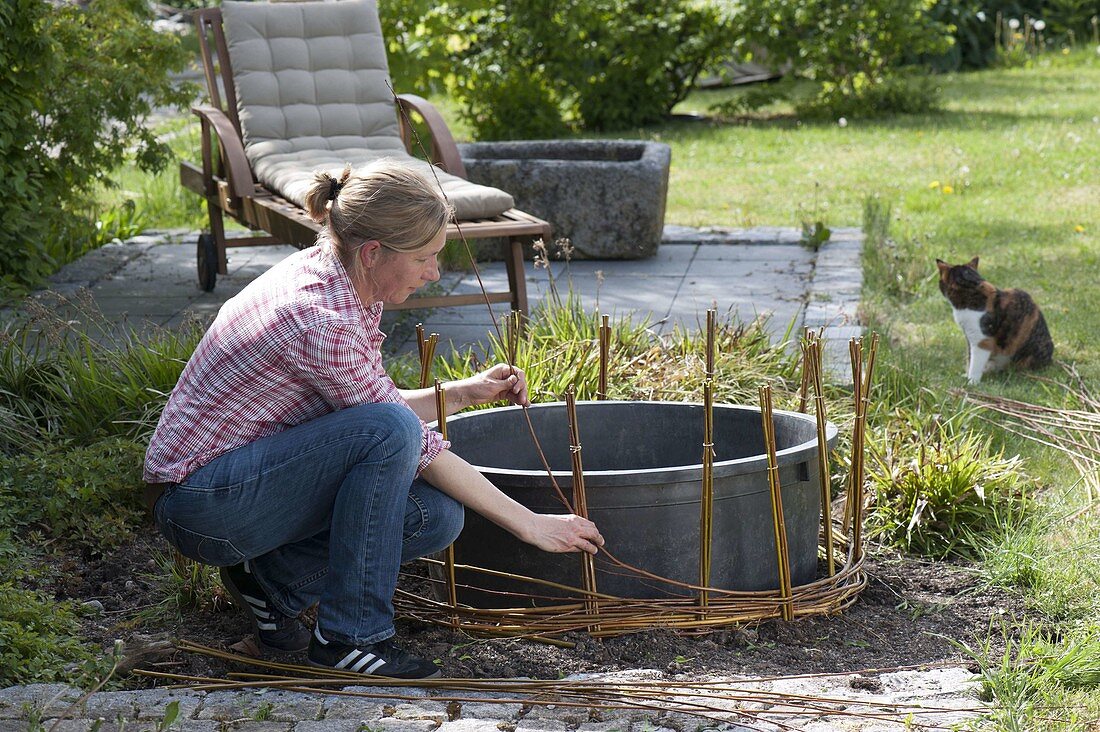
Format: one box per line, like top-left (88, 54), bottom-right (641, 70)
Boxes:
top-left (221, 0), bottom-right (513, 220)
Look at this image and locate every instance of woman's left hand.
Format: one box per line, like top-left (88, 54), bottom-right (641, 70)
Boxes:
top-left (458, 364), bottom-right (530, 408)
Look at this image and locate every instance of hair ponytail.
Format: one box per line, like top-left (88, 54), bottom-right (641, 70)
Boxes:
top-left (304, 160), bottom-right (452, 283)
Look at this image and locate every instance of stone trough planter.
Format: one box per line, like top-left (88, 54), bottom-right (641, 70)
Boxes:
top-left (459, 139), bottom-right (671, 260)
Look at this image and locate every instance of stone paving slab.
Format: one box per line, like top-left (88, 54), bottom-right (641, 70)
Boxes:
top-left (10, 226), bottom-right (863, 383)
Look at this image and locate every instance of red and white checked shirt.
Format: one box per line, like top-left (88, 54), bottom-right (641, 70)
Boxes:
top-left (143, 244), bottom-right (448, 484)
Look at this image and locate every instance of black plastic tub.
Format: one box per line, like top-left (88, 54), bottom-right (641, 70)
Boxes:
top-left (441, 401), bottom-right (837, 606)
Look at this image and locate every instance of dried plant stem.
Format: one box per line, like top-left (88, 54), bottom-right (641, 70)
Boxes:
top-left (804, 333), bottom-right (835, 575)
top-left (566, 389), bottom-right (600, 632)
top-left (433, 379), bottom-right (458, 628)
top-left (699, 380), bottom-right (715, 611)
top-left (959, 362), bottom-right (1100, 500)
top-left (142, 642), bottom-right (980, 729)
top-left (705, 308), bottom-right (716, 380)
top-left (760, 384), bottom-right (794, 621)
top-left (846, 335), bottom-right (878, 561)
top-left (799, 327), bottom-right (812, 413)
top-left (597, 313), bottom-right (610, 400)
top-left (416, 323), bottom-right (439, 389)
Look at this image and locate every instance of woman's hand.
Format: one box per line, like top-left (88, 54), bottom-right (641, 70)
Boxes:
top-left (457, 364), bottom-right (530, 408)
top-left (521, 513), bottom-right (605, 555)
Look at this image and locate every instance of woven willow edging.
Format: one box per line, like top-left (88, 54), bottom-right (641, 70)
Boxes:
top-left (397, 323), bottom-right (879, 641)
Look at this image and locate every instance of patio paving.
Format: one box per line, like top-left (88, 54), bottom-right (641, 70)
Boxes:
top-left (15, 225), bottom-right (863, 378)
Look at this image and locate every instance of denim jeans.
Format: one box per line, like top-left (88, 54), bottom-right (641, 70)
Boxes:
top-left (153, 402), bottom-right (463, 646)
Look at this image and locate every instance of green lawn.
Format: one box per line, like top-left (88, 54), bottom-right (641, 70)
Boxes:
top-left (657, 53), bottom-right (1100, 727)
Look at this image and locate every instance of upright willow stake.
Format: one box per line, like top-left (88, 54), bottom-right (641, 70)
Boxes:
top-left (798, 327), bottom-right (814, 413)
top-left (842, 340), bottom-right (861, 536)
top-left (434, 379), bottom-right (458, 628)
top-left (597, 314), bottom-right (610, 400)
top-left (566, 388), bottom-right (600, 632)
top-left (699, 380), bottom-right (715, 612)
top-left (803, 333), bottom-right (835, 576)
top-left (506, 310), bottom-right (522, 367)
top-left (416, 324), bottom-right (439, 389)
top-left (760, 384), bottom-right (794, 621)
top-left (847, 335), bottom-right (878, 563)
top-left (705, 308), bottom-right (716, 380)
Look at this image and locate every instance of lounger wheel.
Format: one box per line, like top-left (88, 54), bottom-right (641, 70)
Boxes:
top-left (197, 233), bottom-right (218, 292)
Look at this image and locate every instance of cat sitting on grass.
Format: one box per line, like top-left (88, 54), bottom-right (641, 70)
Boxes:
top-left (936, 257), bottom-right (1054, 385)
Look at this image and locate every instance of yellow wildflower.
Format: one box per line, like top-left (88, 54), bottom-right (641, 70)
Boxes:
top-left (1074, 224), bottom-right (1085, 233)
top-left (942, 184), bottom-right (954, 194)
top-left (928, 180), bottom-right (940, 189)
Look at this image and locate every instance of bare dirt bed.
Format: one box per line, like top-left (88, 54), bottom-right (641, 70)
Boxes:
top-left (47, 526), bottom-right (1028, 685)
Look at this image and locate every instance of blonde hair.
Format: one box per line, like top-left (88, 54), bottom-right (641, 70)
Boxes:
top-left (305, 160), bottom-right (452, 282)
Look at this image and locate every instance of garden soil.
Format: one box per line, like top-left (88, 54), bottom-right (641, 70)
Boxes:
top-left (51, 526), bottom-right (1027, 685)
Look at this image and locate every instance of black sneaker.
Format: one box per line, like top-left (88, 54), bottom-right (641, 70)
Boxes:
top-left (219, 560), bottom-right (310, 653)
top-left (308, 626), bottom-right (442, 679)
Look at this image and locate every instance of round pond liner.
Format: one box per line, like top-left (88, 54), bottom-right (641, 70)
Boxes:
top-left (439, 401), bottom-right (838, 606)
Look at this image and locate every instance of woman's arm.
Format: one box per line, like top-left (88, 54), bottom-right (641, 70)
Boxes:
top-left (400, 364), bottom-right (529, 422)
top-left (421, 449), bottom-right (603, 554)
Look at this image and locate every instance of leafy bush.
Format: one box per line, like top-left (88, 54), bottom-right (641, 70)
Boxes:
top-left (0, 582), bottom-right (96, 686)
top-left (0, 0), bottom-right (192, 295)
top-left (0, 438), bottom-right (147, 554)
top-left (450, 0), bottom-right (730, 138)
top-left (924, 0), bottom-right (1097, 71)
top-left (728, 0), bottom-right (954, 118)
top-left (378, 0), bottom-right (472, 95)
top-left (867, 407), bottom-right (1028, 558)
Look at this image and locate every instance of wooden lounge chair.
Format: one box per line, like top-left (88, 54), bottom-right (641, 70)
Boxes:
top-left (179, 0), bottom-right (548, 315)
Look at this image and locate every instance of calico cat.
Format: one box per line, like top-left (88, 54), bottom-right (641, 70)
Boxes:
top-left (936, 257), bottom-right (1054, 384)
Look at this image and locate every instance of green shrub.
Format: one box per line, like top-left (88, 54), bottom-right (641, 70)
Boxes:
top-left (0, 0), bottom-right (193, 295)
top-left (0, 582), bottom-right (96, 687)
top-left (0, 438), bottom-right (147, 555)
top-left (378, 0), bottom-right (476, 95)
top-left (729, 0), bottom-right (954, 118)
top-left (450, 0), bottom-right (730, 138)
top-left (866, 407), bottom-right (1028, 558)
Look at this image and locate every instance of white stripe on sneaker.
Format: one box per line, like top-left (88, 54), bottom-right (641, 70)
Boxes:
top-left (350, 653), bottom-right (378, 673)
top-left (242, 593), bottom-right (266, 608)
top-left (364, 657), bottom-right (387, 674)
top-left (314, 626), bottom-right (328, 645)
top-left (336, 650), bottom-right (362, 670)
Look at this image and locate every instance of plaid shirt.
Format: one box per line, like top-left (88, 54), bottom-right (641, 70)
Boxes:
top-left (144, 244), bottom-right (447, 484)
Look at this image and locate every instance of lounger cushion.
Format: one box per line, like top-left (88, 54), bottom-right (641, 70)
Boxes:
top-left (222, 0), bottom-right (514, 220)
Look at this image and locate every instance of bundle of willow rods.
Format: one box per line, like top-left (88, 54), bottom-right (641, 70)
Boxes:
top-left (959, 362), bottom-right (1100, 500)
top-left (141, 641), bottom-right (985, 729)
top-left (400, 329), bottom-right (880, 639)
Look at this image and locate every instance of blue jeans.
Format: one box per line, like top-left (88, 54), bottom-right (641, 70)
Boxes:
top-left (153, 402), bottom-right (463, 646)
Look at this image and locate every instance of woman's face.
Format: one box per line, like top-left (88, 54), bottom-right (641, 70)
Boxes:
top-left (370, 226), bottom-right (446, 305)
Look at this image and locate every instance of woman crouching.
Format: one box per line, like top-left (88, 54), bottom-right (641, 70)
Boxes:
top-left (143, 160), bottom-right (603, 679)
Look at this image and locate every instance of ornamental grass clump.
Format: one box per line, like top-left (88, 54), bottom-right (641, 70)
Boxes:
top-left (0, 294), bottom-right (204, 452)
top-left (434, 292), bottom-right (800, 407)
top-left (867, 407), bottom-right (1027, 558)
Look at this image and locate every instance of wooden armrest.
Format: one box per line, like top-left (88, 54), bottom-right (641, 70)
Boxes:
top-left (192, 104), bottom-right (254, 199)
top-left (396, 94), bottom-right (467, 179)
